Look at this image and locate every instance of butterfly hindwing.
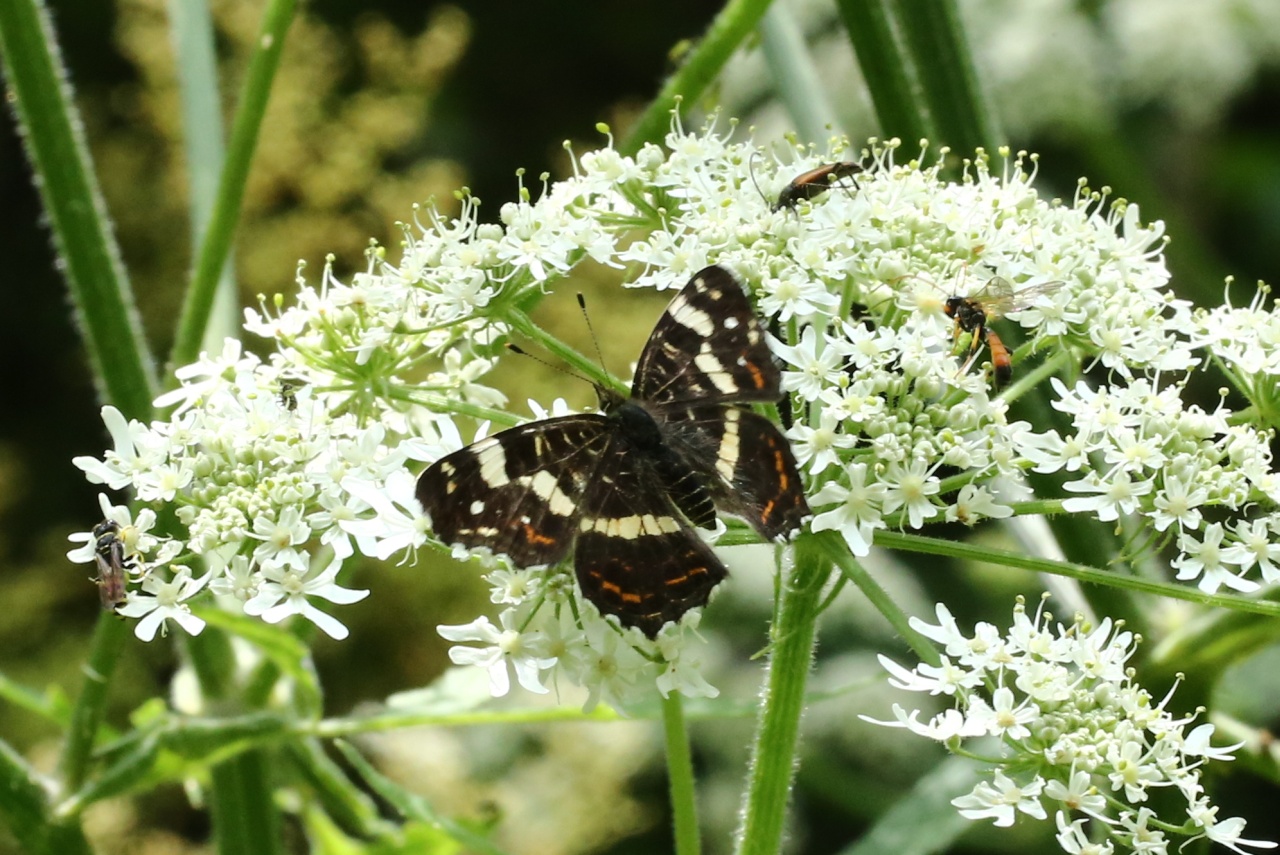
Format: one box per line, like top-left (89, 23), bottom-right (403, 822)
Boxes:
top-left (416, 417), bottom-right (611, 567)
top-left (632, 266), bottom-right (781, 406)
top-left (659, 405), bottom-right (810, 540)
top-left (574, 448), bottom-right (728, 637)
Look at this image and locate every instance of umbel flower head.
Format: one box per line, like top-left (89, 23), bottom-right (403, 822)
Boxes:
top-left (865, 598), bottom-right (1276, 855)
top-left (67, 116), bottom-right (1277, 706)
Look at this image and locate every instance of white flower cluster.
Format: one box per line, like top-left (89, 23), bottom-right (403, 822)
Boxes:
top-left (65, 118), bottom-right (1279, 707)
top-left (867, 600), bottom-right (1275, 855)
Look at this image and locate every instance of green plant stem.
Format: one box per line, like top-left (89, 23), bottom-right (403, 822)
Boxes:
top-left (814, 531), bottom-right (937, 665)
top-left (59, 612), bottom-right (130, 792)
top-left (891, 0), bottom-right (999, 153)
top-left (876, 530), bottom-right (1280, 617)
top-left (759, 3), bottom-right (842, 144)
top-left (0, 742), bottom-right (92, 855)
top-left (834, 0), bottom-right (936, 144)
top-left (620, 0), bottom-right (773, 156)
top-left (167, 0), bottom-right (240, 348)
top-left (663, 693), bottom-right (702, 855)
top-left (209, 750), bottom-right (284, 855)
top-left (505, 307), bottom-right (625, 394)
top-left (0, 0), bottom-right (158, 418)
top-left (736, 533), bottom-right (832, 855)
top-left (169, 0), bottom-right (298, 373)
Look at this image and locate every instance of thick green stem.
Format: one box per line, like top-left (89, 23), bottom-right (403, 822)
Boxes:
top-left (59, 612), bottom-right (130, 792)
top-left (620, 0), bottom-right (773, 156)
top-left (0, 0), bottom-right (158, 418)
top-left (736, 533), bottom-right (832, 855)
top-left (209, 750), bottom-right (285, 855)
top-left (663, 693), bottom-right (702, 855)
top-left (892, 0), bottom-right (1000, 153)
top-left (835, 0), bottom-right (936, 143)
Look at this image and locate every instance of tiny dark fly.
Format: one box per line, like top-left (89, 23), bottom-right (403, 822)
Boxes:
top-left (92, 519), bottom-right (130, 610)
top-left (944, 277), bottom-right (1063, 388)
top-left (774, 162), bottom-right (863, 212)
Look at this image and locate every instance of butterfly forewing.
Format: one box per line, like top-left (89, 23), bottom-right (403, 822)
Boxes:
top-left (416, 417), bottom-right (612, 568)
top-left (632, 266), bottom-right (781, 406)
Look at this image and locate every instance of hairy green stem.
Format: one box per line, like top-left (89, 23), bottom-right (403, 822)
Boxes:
top-left (877, 530), bottom-right (1280, 617)
top-left (0, 0), bottom-right (157, 418)
top-left (663, 693), bottom-right (702, 855)
top-left (736, 533), bottom-right (832, 855)
top-left (620, 0), bottom-right (773, 156)
top-left (815, 531), bottom-right (938, 665)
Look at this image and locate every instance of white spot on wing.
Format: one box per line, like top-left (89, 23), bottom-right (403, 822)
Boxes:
top-left (530, 470), bottom-right (575, 516)
top-left (695, 346), bottom-right (738, 394)
top-left (668, 292), bottom-right (716, 337)
top-left (580, 515), bottom-right (681, 537)
top-left (717, 409), bottom-right (741, 483)
top-left (474, 438), bottom-right (510, 488)
top-left (469, 500), bottom-right (485, 515)
top-left (724, 316), bottom-right (739, 330)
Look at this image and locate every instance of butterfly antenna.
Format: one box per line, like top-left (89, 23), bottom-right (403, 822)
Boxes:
top-left (576, 293), bottom-right (610, 375)
top-left (747, 149), bottom-right (768, 207)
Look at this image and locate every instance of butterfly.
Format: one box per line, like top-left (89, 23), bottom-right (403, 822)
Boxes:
top-left (416, 265), bottom-right (810, 637)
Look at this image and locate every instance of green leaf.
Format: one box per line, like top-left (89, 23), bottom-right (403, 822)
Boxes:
top-left (169, 0), bottom-right (298, 371)
top-left (0, 739), bottom-right (93, 855)
top-left (836, 756), bottom-right (979, 855)
top-left (336, 740), bottom-right (513, 855)
top-left (195, 605), bottom-right (323, 713)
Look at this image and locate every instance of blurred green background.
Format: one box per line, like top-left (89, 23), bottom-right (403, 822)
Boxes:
top-left (4, 0), bottom-right (1280, 852)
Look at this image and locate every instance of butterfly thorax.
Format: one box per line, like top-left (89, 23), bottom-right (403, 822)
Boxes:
top-left (594, 389), bottom-right (719, 531)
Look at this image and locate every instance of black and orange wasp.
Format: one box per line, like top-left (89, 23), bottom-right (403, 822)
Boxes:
top-left (773, 162), bottom-right (864, 212)
top-left (944, 277), bottom-right (1064, 388)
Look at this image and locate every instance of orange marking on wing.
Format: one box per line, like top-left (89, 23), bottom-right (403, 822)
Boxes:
top-left (761, 498), bottom-right (777, 523)
top-left (748, 363), bottom-right (767, 389)
top-left (774, 450), bottom-right (790, 490)
top-left (599, 578), bottom-right (644, 604)
top-left (522, 524), bottom-right (556, 547)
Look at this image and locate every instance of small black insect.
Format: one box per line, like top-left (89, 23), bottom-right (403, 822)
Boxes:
top-left (92, 519), bottom-right (129, 610)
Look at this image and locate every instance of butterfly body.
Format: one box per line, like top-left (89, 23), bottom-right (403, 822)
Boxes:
top-left (417, 266), bottom-right (809, 637)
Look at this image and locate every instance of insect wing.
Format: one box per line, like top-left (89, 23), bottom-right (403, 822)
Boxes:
top-left (574, 449), bottom-right (728, 637)
top-left (632, 266), bottom-right (780, 406)
top-left (660, 405), bottom-right (810, 540)
top-left (416, 416), bottom-right (612, 568)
